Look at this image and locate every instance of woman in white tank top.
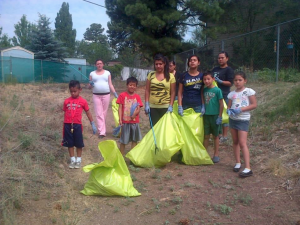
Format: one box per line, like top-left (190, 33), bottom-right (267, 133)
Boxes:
top-left (89, 59), bottom-right (118, 138)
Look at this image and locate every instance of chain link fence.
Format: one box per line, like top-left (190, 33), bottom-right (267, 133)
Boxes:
top-left (175, 18), bottom-right (300, 82)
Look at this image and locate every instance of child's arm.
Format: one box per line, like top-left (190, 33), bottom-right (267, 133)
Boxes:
top-left (85, 110), bottom-right (94, 122)
top-left (118, 104), bottom-right (123, 126)
top-left (86, 110), bottom-right (97, 134)
top-left (219, 99), bottom-right (224, 117)
top-left (241, 95), bottom-right (257, 112)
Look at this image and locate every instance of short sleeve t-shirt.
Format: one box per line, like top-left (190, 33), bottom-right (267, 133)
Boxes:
top-left (227, 88), bottom-right (256, 121)
top-left (63, 96), bottom-right (89, 124)
top-left (179, 72), bottom-right (203, 107)
top-left (90, 70), bottom-right (111, 94)
top-left (147, 71), bottom-right (176, 107)
top-left (116, 92), bottom-right (143, 124)
top-left (203, 86), bottom-right (223, 115)
top-left (212, 66), bottom-right (234, 98)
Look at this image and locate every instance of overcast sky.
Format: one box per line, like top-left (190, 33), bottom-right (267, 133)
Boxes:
top-left (0, 0), bottom-right (109, 41)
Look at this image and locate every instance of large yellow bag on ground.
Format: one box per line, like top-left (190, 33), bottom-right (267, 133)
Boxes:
top-left (126, 113), bottom-right (184, 168)
top-left (179, 108), bottom-right (213, 165)
top-left (80, 140), bottom-right (141, 197)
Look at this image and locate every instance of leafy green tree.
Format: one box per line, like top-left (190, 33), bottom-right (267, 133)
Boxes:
top-left (0, 27), bottom-right (13, 48)
top-left (28, 14), bottom-right (67, 61)
top-left (76, 40), bottom-right (113, 65)
top-left (54, 2), bottom-right (76, 56)
top-left (83, 23), bottom-right (108, 44)
top-left (105, 0), bottom-right (224, 56)
top-left (12, 15), bottom-right (36, 47)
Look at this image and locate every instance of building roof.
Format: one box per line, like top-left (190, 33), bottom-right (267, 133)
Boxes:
top-left (0, 46), bottom-right (34, 55)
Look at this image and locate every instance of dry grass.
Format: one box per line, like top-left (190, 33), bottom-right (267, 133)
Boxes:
top-left (0, 81), bottom-right (300, 224)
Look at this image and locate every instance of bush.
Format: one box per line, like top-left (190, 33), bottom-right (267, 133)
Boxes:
top-left (104, 64), bottom-right (124, 80)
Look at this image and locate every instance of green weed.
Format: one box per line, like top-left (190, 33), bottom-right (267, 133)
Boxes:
top-left (214, 204), bottom-right (232, 215)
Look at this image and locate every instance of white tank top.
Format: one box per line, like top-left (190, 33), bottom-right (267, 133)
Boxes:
top-left (90, 70), bottom-right (110, 94)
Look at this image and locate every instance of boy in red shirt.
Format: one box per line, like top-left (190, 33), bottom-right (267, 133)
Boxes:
top-left (116, 77), bottom-right (143, 155)
top-left (62, 80), bottom-right (97, 169)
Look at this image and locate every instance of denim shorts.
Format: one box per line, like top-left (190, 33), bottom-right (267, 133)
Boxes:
top-left (229, 118), bottom-right (250, 132)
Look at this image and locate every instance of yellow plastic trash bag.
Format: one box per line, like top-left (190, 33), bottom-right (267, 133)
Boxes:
top-left (80, 140), bottom-right (141, 197)
top-left (179, 108), bottom-right (213, 165)
top-left (112, 98), bottom-right (119, 128)
top-left (126, 113), bottom-right (184, 168)
top-left (222, 99), bottom-right (229, 124)
top-left (212, 81), bottom-right (229, 124)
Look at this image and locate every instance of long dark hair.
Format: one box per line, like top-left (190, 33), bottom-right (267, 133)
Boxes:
top-left (153, 53), bottom-right (170, 82)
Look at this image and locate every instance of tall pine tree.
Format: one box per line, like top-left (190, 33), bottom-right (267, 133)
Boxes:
top-left (54, 2), bottom-right (76, 56)
top-left (105, 0), bottom-right (223, 57)
top-left (28, 14), bottom-right (67, 61)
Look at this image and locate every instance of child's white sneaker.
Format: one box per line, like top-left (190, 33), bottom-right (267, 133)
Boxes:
top-left (69, 161), bottom-right (75, 169)
top-left (74, 161), bottom-right (81, 169)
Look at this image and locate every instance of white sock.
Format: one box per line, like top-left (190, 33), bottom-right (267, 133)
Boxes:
top-left (234, 163), bottom-right (241, 168)
top-left (70, 156), bottom-right (76, 163)
top-left (76, 157), bottom-right (82, 163)
top-left (242, 168), bottom-right (251, 173)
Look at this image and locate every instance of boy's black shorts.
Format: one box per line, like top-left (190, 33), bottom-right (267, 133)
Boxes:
top-left (61, 123), bottom-right (84, 148)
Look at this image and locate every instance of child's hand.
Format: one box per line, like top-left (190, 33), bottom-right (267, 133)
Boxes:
top-left (216, 116), bottom-right (222, 125)
top-left (91, 121), bottom-right (97, 134)
top-left (200, 104), bottom-right (205, 117)
top-left (229, 108), bottom-right (242, 115)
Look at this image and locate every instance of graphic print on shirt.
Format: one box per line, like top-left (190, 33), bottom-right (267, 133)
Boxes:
top-left (184, 77), bottom-right (202, 90)
top-left (66, 101), bottom-right (81, 119)
top-left (123, 97), bottom-right (138, 122)
top-left (232, 90), bottom-right (249, 108)
top-left (149, 74), bottom-right (170, 104)
top-left (204, 91), bottom-right (216, 104)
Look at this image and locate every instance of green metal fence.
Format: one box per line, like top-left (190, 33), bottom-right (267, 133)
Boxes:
top-left (0, 56), bottom-right (95, 83)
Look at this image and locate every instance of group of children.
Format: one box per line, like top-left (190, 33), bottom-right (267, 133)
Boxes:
top-left (61, 60), bottom-right (256, 178)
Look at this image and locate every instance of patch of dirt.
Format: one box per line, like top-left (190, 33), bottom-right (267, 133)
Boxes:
top-left (2, 82), bottom-right (300, 225)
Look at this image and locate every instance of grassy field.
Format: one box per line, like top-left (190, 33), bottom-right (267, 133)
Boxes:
top-left (0, 81), bottom-right (299, 225)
